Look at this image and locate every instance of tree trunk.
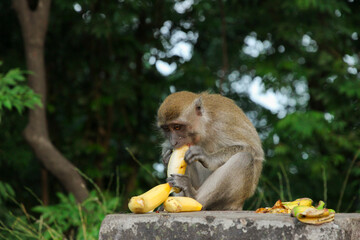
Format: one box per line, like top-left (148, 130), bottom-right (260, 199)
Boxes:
top-left (13, 0), bottom-right (89, 203)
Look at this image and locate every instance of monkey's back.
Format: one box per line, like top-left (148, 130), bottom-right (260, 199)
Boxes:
top-left (201, 93), bottom-right (264, 161)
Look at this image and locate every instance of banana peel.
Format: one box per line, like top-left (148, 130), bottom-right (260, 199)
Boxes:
top-left (255, 198), bottom-right (336, 225)
top-left (297, 214), bottom-right (335, 224)
top-left (291, 205), bottom-right (335, 225)
top-left (315, 200), bottom-right (325, 210)
top-left (282, 198), bottom-right (313, 210)
top-left (255, 200), bottom-right (291, 213)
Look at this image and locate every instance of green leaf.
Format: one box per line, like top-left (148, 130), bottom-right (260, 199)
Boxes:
top-left (3, 99), bottom-right (12, 109)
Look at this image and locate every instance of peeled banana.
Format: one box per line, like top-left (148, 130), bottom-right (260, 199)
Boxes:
top-left (128, 183), bottom-right (171, 213)
top-left (167, 145), bottom-right (189, 193)
top-left (164, 197), bottom-right (203, 213)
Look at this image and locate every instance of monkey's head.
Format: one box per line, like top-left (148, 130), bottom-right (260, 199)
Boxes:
top-left (157, 91), bottom-right (206, 148)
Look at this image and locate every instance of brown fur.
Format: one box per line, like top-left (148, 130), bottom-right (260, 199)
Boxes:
top-left (158, 91), bottom-right (264, 210)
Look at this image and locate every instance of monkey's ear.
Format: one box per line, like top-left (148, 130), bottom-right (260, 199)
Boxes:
top-left (194, 97), bottom-right (203, 116)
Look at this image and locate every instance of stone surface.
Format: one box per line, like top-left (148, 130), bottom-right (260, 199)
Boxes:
top-left (99, 211), bottom-right (360, 240)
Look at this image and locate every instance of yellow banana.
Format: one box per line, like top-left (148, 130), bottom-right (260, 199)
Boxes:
top-left (128, 146), bottom-right (190, 213)
top-left (164, 197), bottom-right (203, 213)
top-left (128, 183), bottom-right (171, 213)
top-left (167, 145), bottom-right (189, 193)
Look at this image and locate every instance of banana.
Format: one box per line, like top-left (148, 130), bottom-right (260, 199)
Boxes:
top-left (128, 183), bottom-right (171, 213)
top-left (128, 146), bottom-right (190, 213)
top-left (167, 145), bottom-right (189, 193)
top-left (164, 197), bottom-right (203, 213)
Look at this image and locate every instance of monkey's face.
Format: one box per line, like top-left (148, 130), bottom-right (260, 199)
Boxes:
top-left (160, 122), bottom-right (195, 148)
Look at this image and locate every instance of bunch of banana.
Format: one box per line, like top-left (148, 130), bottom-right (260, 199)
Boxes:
top-left (128, 145), bottom-right (202, 213)
top-left (291, 200), bottom-right (335, 225)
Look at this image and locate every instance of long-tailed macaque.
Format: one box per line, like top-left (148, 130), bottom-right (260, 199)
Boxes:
top-left (157, 91), bottom-right (264, 210)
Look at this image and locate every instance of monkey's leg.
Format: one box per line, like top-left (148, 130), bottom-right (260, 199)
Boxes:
top-left (195, 152), bottom-right (262, 210)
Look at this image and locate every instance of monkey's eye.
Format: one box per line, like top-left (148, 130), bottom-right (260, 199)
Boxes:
top-left (162, 126), bottom-right (170, 132)
top-left (173, 124), bottom-right (182, 131)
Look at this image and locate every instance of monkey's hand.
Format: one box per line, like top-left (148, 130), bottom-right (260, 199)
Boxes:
top-left (167, 174), bottom-right (196, 198)
top-left (184, 146), bottom-right (211, 169)
top-left (161, 148), bottom-right (173, 165)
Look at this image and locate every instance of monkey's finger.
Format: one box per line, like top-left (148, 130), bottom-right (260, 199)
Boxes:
top-left (162, 149), bottom-right (173, 165)
top-left (168, 174), bottom-right (187, 183)
top-left (185, 152), bottom-right (206, 164)
top-left (184, 151), bottom-right (200, 164)
top-left (169, 173), bottom-right (186, 180)
top-left (166, 176), bottom-right (182, 189)
top-left (166, 175), bottom-right (177, 186)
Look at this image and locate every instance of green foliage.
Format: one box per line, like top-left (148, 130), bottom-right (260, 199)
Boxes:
top-left (1, 2), bottom-right (360, 238)
top-left (0, 63), bottom-right (42, 121)
top-left (0, 190), bottom-right (121, 240)
top-left (0, 181), bottom-right (15, 203)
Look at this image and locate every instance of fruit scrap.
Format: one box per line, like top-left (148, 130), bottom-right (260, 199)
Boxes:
top-left (291, 205), bottom-right (335, 225)
top-left (297, 214), bottom-right (335, 225)
top-left (255, 198), bottom-right (336, 224)
top-left (255, 200), bottom-right (291, 214)
top-left (282, 198), bottom-right (313, 210)
top-left (164, 197), bottom-right (202, 213)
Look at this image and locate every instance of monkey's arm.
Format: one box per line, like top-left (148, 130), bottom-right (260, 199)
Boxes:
top-left (168, 152), bottom-right (262, 210)
top-left (185, 145), bottom-right (249, 171)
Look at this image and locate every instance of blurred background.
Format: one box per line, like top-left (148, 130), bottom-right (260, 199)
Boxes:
top-left (0, 0), bottom-right (359, 239)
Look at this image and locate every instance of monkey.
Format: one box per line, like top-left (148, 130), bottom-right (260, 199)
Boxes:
top-left (157, 91), bottom-right (264, 210)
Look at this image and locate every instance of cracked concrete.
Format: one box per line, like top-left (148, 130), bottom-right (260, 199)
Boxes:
top-left (99, 211), bottom-right (360, 240)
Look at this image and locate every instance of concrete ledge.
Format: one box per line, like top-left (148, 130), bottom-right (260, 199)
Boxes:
top-left (99, 211), bottom-right (360, 240)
